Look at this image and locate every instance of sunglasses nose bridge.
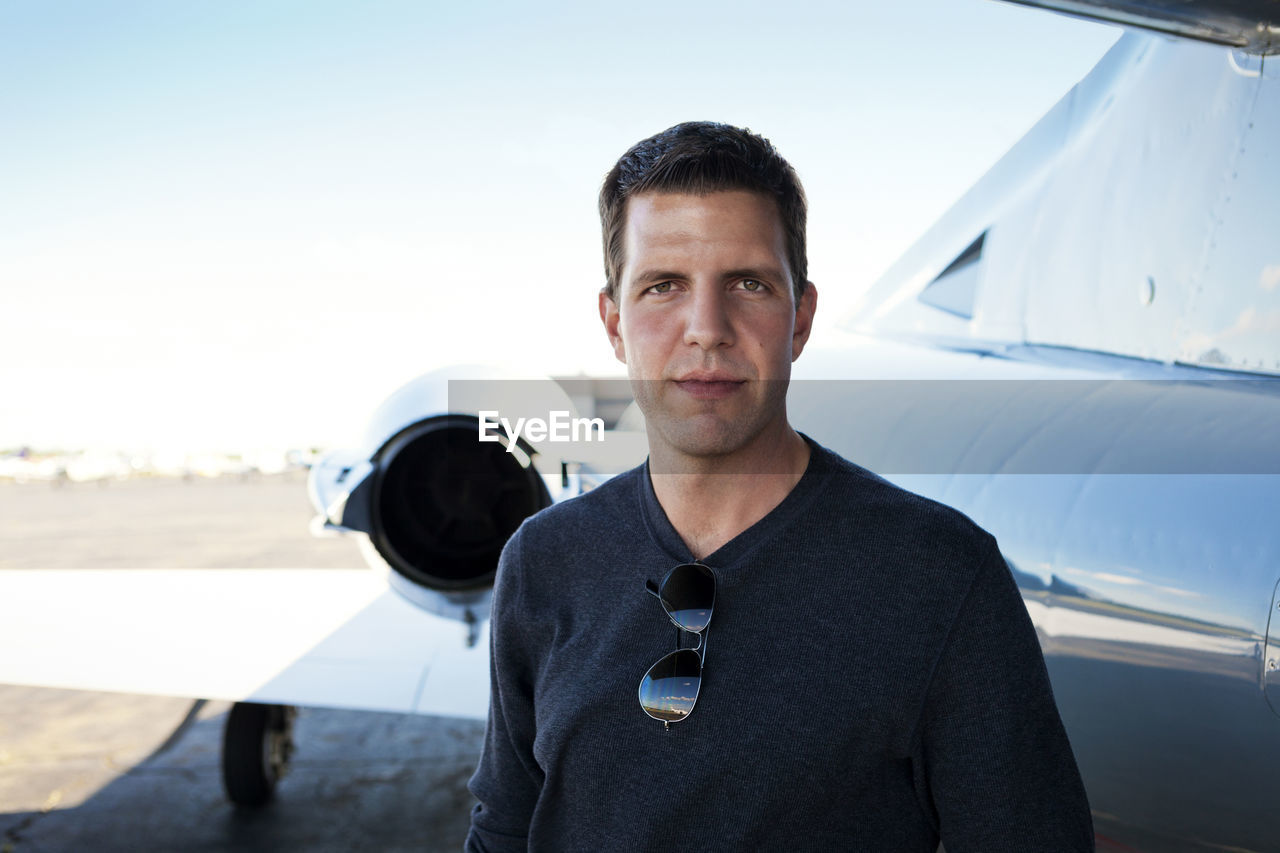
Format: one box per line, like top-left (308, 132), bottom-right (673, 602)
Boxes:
top-left (670, 622), bottom-right (707, 653)
top-left (688, 625), bottom-right (707, 655)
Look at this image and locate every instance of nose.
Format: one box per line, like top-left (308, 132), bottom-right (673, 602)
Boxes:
top-left (682, 285), bottom-right (734, 351)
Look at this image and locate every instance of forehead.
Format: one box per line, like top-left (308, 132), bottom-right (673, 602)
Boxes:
top-left (620, 190), bottom-right (787, 272)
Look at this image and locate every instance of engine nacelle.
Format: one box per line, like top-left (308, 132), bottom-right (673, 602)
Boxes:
top-left (309, 367), bottom-right (582, 623)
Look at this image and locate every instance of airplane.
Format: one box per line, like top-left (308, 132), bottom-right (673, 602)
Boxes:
top-left (0, 0), bottom-right (1277, 849)
top-left (785, 2), bottom-right (1280, 848)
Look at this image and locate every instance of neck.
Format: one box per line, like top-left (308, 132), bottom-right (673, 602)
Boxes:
top-left (648, 424), bottom-right (811, 561)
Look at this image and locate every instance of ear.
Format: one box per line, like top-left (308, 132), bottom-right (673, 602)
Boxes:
top-left (791, 281), bottom-right (817, 362)
top-left (599, 289), bottom-right (627, 364)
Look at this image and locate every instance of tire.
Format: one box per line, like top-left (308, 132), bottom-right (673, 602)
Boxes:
top-left (221, 702), bottom-right (294, 808)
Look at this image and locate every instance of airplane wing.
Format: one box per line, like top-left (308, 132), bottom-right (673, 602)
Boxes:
top-left (0, 567), bottom-right (489, 719)
top-left (0, 366), bottom-right (648, 806)
top-left (0, 368), bottom-right (649, 718)
top-left (1003, 0), bottom-right (1280, 53)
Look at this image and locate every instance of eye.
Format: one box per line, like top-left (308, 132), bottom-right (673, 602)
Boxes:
top-left (647, 281), bottom-right (675, 294)
top-left (737, 279), bottom-right (765, 292)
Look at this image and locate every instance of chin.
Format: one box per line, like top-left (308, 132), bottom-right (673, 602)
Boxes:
top-left (648, 414), bottom-right (766, 469)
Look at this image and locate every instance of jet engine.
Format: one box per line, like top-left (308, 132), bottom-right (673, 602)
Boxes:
top-left (308, 367), bottom-right (582, 626)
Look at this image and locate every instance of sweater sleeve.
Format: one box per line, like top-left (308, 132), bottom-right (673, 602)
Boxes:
top-left (912, 532), bottom-right (1095, 853)
top-left (465, 526), bottom-right (543, 852)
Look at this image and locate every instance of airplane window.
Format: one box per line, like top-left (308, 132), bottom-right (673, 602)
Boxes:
top-left (917, 232), bottom-right (985, 319)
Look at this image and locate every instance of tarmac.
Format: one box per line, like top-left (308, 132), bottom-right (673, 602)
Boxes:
top-left (0, 474), bottom-right (486, 853)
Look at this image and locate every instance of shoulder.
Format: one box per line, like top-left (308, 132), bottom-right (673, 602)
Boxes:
top-left (490, 464), bottom-right (646, 631)
top-left (814, 441), bottom-right (994, 548)
top-left (515, 463), bottom-right (643, 551)
top-left (804, 440), bottom-right (1001, 591)
top-left (495, 463), bottom-right (644, 594)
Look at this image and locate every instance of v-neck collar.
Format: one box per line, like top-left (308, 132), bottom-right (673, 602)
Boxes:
top-left (636, 434), bottom-right (834, 571)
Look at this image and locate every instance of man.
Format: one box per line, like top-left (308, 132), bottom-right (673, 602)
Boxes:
top-left (466, 122), bottom-right (1093, 851)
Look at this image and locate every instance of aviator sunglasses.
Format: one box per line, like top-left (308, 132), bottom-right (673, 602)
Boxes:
top-left (638, 562), bottom-right (717, 730)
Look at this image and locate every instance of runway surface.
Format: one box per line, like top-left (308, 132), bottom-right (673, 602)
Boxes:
top-left (0, 474), bottom-right (486, 852)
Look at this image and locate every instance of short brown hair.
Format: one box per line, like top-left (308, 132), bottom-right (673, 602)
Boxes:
top-left (598, 121), bottom-right (809, 304)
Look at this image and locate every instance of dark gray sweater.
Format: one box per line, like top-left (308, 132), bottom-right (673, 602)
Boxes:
top-left (466, 438), bottom-right (1093, 852)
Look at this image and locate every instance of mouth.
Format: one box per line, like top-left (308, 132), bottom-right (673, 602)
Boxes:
top-left (673, 374), bottom-right (747, 400)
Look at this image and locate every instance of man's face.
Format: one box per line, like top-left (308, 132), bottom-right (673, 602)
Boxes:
top-left (599, 190), bottom-right (816, 461)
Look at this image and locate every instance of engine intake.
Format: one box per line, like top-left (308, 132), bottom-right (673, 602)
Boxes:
top-left (369, 414), bottom-right (550, 592)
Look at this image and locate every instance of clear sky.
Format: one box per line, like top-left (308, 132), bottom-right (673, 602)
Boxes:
top-left (0, 0), bottom-right (1118, 453)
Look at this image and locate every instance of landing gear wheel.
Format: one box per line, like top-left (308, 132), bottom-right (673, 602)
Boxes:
top-left (221, 702), bottom-right (295, 808)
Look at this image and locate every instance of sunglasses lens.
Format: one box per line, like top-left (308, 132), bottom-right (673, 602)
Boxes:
top-left (660, 563), bottom-right (715, 632)
top-left (638, 648), bottom-right (702, 723)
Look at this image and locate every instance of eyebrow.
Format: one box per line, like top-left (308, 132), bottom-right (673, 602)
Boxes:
top-left (722, 267), bottom-right (786, 283)
top-left (632, 269), bottom-right (686, 285)
top-left (630, 267), bottom-right (787, 286)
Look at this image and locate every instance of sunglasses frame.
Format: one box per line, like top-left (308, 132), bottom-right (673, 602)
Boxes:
top-left (638, 562), bottom-right (717, 730)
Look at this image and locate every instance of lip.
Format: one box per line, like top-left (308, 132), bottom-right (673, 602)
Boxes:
top-left (674, 370), bottom-right (743, 383)
top-left (672, 372), bottom-right (746, 400)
